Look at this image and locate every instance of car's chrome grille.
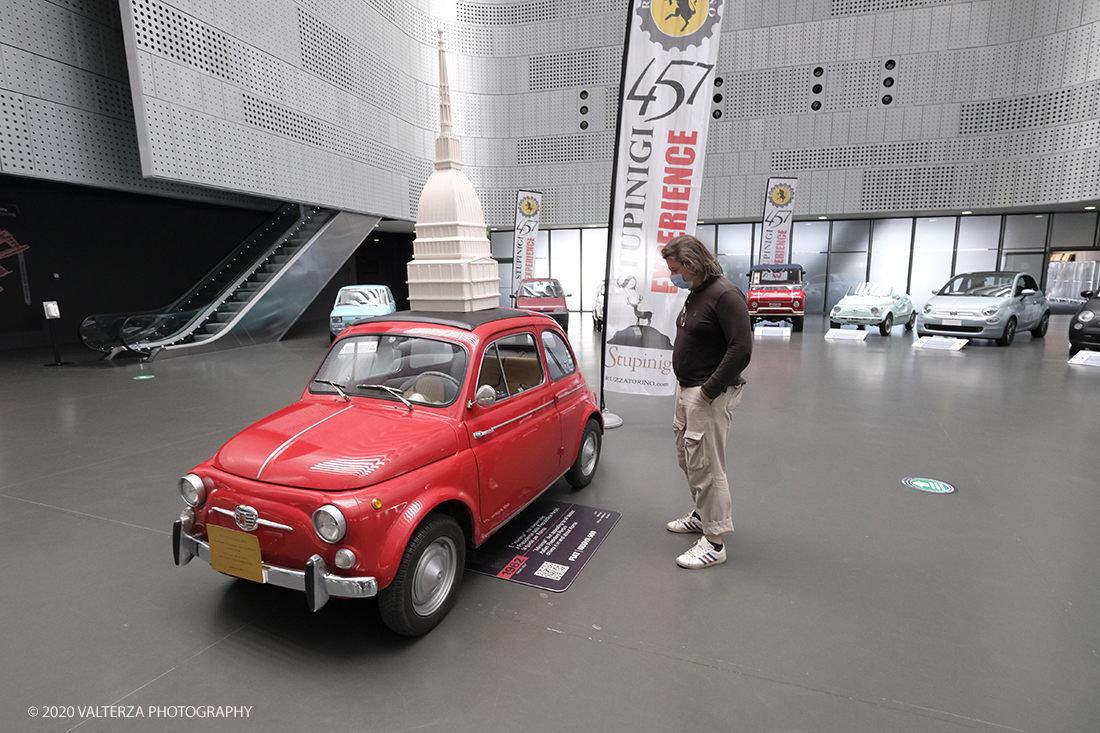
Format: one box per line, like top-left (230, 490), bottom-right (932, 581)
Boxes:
top-left (932, 310), bottom-right (980, 318)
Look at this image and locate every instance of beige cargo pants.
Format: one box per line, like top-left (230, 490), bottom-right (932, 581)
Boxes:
top-left (673, 383), bottom-right (744, 535)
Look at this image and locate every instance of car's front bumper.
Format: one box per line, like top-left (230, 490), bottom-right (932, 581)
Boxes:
top-left (917, 315), bottom-right (1004, 338)
top-left (173, 519), bottom-right (377, 612)
top-left (1069, 323), bottom-right (1100, 350)
top-left (832, 312), bottom-right (886, 325)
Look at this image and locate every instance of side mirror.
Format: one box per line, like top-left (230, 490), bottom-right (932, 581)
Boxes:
top-left (509, 293), bottom-right (516, 299)
top-left (474, 384), bottom-right (496, 408)
top-left (1081, 290), bottom-right (1095, 299)
top-left (1020, 289), bottom-right (1036, 296)
top-left (931, 289), bottom-right (938, 295)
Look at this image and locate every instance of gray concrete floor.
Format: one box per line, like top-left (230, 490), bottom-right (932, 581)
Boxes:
top-left (1, 314), bottom-right (1097, 733)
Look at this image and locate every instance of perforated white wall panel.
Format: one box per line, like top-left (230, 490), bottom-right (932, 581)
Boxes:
top-left (0, 0), bottom-right (275, 208)
top-left (8, 0), bottom-right (1100, 224)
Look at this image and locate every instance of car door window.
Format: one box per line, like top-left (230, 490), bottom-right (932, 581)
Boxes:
top-left (476, 333), bottom-right (544, 400)
top-left (540, 330), bottom-right (576, 381)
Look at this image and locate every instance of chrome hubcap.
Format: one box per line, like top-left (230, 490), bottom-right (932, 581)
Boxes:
top-left (579, 433), bottom-right (598, 475)
top-left (411, 536), bottom-right (457, 616)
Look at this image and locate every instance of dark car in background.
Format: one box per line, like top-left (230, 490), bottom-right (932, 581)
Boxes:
top-left (1069, 290), bottom-right (1100, 357)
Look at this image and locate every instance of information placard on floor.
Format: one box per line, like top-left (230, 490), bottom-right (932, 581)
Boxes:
top-left (754, 326), bottom-right (791, 337)
top-left (825, 328), bottom-right (868, 341)
top-left (913, 336), bottom-right (968, 350)
top-left (1068, 349), bottom-right (1100, 367)
top-left (466, 500), bottom-right (620, 592)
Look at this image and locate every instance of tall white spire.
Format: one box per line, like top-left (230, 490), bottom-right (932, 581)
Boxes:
top-left (435, 29), bottom-right (461, 171)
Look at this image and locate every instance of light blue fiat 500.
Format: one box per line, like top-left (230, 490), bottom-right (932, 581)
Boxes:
top-left (329, 285), bottom-right (396, 340)
top-left (916, 271), bottom-right (1050, 346)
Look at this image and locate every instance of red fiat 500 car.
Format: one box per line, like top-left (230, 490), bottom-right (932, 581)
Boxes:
top-left (747, 264), bottom-right (806, 331)
top-left (512, 277), bottom-right (569, 331)
top-left (173, 309), bottom-right (602, 636)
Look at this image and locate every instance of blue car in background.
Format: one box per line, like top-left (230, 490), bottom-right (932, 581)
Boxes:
top-left (329, 285), bottom-right (396, 340)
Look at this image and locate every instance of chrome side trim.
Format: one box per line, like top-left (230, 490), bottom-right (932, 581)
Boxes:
top-left (211, 506), bottom-right (293, 531)
top-left (555, 384), bottom-right (584, 400)
top-left (257, 404), bottom-right (355, 479)
top-left (472, 400), bottom-right (554, 439)
top-left (173, 521), bottom-right (377, 607)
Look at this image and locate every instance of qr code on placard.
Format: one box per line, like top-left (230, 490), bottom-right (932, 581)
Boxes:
top-left (533, 561), bottom-right (569, 581)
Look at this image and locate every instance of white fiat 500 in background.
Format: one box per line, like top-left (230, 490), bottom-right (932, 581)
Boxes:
top-left (830, 282), bottom-right (916, 336)
top-left (916, 271), bottom-right (1050, 346)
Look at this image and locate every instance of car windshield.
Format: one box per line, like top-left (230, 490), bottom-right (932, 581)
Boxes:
top-left (312, 334), bottom-right (467, 406)
top-left (938, 272), bottom-right (1015, 297)
top-left (847, 282), bottom-right (892, 297)
top-left (752, 268), bottom-right (802, 285)
top-left (519, 280), bottom-right (565, 298)
top-left (338, 287), bottom-right (391, 306)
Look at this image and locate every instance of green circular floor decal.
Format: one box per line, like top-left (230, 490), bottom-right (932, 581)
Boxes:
top-left (903, 477), bottom-right (956, 494)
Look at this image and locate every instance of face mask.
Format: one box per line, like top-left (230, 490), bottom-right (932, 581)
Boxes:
top-left (670, 273), bottom-right (693, 290)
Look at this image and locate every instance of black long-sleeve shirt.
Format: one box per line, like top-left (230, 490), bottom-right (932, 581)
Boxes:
top-left (672, 275), bottom-right (752, 400)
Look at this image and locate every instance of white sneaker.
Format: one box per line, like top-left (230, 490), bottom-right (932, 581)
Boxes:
top-left (666, 512), bottom-right (703, 534)
top-left (676, 537), bottom-right (726, 569)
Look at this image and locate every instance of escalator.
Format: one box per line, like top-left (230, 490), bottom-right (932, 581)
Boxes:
top-left (80, 203), bottom-right (380, 360)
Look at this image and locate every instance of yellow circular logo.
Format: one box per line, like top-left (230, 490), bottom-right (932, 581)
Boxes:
top-left (769, 184), bottom-right (794, 207)
top-left (651, 0), bottom-right (709, 37)
top-left (520, 197), bottom-right (539, 216)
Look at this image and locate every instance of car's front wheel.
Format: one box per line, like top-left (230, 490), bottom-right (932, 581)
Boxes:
top-left (378, 513), bottom-right (465, 637)
top-left (792, 316), bottom-right (804, 332)
top-left (565, 419), bottom-right (602, 488)
top-left (1030, 311), bottom-right (1050, 338)
top-left (878, 313), bottom-right (894, 337)
top-left (996, 317), bottom-right (1017, 346)
top-left (829, 320), bottom-right (841, 330)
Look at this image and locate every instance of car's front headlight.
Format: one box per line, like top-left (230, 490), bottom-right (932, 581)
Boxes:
top-left (831, 306), bottom-right (840, 314)
top-left (1079, 310), bottom-right (1095, 323)
top-left (312, 505), bottom-right (347, 543)
top-left (870, 307), bottom-right (879, 315)
top-left (331, 316), bottom-right (342, 324)
top-left (793, 300), bottom-right (801, 308)
top-left (179, 474), bottom-right (206, 507)
top-left (923, 304), bottom-right (932, 314)
top-left (982, 306), bottom-right (999, 316)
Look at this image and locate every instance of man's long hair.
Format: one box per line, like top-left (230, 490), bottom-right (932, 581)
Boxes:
top-left (662, 234), bottom-right (723, 279)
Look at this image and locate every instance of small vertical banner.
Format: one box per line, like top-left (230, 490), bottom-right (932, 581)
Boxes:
top-left (603, 0), bottom-right (725, 396)
top-left (512, 191), bottom-right (542, 296)
top-left (759, 177), bottom-right (797, 265)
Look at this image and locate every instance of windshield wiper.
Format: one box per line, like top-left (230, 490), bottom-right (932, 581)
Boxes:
top-left (356, 383), bottom-right (413, 408)
top-left (315, 379), bottom-right (351, 402)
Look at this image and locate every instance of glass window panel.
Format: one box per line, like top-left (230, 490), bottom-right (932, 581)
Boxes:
top-left (498, 262), bottom-right (513, 306)
top-left (909, 217), bottom-right (955, 310)
top-left (717, 223), bottom-right (752, 254)
top-left (581, 228), bottom-right (607, 313)
top-left (694, 224), bottom-right (716, 252)
top-left (1003, 214), bottom-right (1048, 250)
top-left (1001, 252), bottom-right (1045, 283)
top-left (550, 230), bottom-right (581, 311)
top-left (490, 231), bottom-right (513, 259)
top-left (830, 220), bottom-right (870, 252)
top-left (792, 220), bottom-right (829, 255)
top-left (797, 252), bottom-right (828, 312)
top-left (868, 218), bottom-right (912, 291)
top-left (718, 253), bottom-right (751, 293)
top-left (824, 252), bottom-right (868, 312)
top-left (1051, 212), bottom-right (1097, 249)
top-left (954, 215), bottom-right (1000, 275)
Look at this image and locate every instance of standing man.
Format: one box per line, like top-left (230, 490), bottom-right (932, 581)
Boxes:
top-left (662, 234), bottom-right (752, 569)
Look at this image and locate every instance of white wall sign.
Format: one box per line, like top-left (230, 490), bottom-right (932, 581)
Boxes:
top-left (512, 191), bottom-right (542, 295)
top-left (759, 177), bottom-right (797, 265)
top-left (603, 0), bottom-right (725, 396)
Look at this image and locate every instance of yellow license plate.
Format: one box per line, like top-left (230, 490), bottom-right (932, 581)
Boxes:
top-left (207, 524), bottom-right (265, 583)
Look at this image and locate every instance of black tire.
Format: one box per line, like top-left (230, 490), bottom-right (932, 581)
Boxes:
top-left (878, 312), bottom-right (894, 337)
top-left (829, 320), bottom-right (841, 330)
top-left (1030, 311), bottom-right (1050, 338)
top-left (791, 316), bottom-right (804, 332)
top-left (749, 318), bottom-right (757, 329)
top-left (857, 324), bottom-right (865, 330)
top-left (1070, 345), bottom-right (1081, 358)
top-left (917, 330), bottom-right (929, 338)
top-left (996, 317), bottom-right (1017, 347)
top-left (330, 332), bottom-right (337, 343)
top-left (378, 514), bottom-right (465, 637)
top-left (565, 419), bottom-right (601, 488)
top-left (905, 312), bottom-right (916, 331)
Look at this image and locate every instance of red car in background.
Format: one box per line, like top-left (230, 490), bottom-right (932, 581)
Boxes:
top-left (747, 264), bottom-right (806, 331)
top-left (173, 309), bottom-right (602, 636)
top-left (512, 277), bottom-right (570, 331)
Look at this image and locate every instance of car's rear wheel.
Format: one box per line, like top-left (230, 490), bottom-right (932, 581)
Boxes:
top-left (878, 313), bottom-right (894, 337)
top-left (905, 312), bottom-right (916, 331)
top-left (996, 317), bottom-right (1017, 346)
top-left (378, 513), bottom-right (464, 637)
top-left (565, 419), bottom-right (601, 488)
top-left (791, 317), bottom-right (804, 332)
top-left (1030, 311), bottom-right (1050, 338)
